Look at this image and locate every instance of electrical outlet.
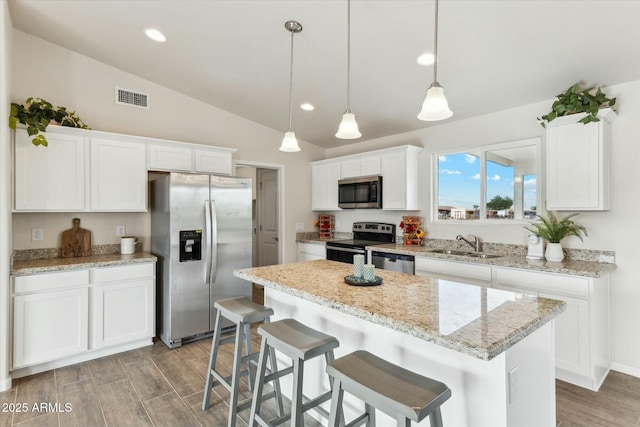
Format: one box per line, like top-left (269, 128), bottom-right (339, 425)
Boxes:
top-left (295, 222), bottom-right (304, 231)
top-left (116, 225), bottom-right (126, 237)
top-left (31, 228), bottom-right (43, 241)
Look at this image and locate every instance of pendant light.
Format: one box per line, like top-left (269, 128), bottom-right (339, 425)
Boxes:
top-left (418, 0), bottom-right (452, 121)
top-left (280, 21), bottom-right (303, 152)
top-left (335, 0), bottom-right (361, 139)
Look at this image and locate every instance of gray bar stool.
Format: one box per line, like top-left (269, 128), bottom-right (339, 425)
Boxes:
top-left (202, 297), bottom-right (284, 427)
top-left (249, 318), bottom-right (340, 426)
top-left (327, 350), bottom-right (452, 427)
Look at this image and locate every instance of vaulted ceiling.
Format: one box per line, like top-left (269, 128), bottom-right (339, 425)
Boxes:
top-left (8, 0), bottom-right (640, 148)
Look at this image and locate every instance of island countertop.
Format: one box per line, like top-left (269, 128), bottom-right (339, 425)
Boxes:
top-left (234, 259), bottom-right (566, 360)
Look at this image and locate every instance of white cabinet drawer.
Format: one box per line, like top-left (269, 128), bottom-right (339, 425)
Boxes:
top-left (415, 257), bottom-right (492, 282)
top-left (495, 267), bottom-right (589, 298)
top-left (90, 263), bottom-right (154, 284)
top-left (14, 270), bottom-right (90, 294)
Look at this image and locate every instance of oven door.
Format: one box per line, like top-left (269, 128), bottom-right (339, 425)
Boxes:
top-left (326, 246), bottom-right (366, 264)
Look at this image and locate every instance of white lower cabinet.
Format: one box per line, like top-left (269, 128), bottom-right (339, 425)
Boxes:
top-left (495, 267), bottom-right (609, 391)
top-left (11, 263), bottom-right (155, 375)
top-left (90, 264), bottom-right (155, 349)
top-left (297, 242), bottom-right (326, 261)
top-left (13, 287), bottom-right (89, 369)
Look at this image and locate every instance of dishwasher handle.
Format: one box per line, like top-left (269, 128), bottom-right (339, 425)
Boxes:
top-left (371, 251), bottom-right (415, 262)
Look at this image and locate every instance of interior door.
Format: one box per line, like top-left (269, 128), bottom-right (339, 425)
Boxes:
top-left (258, 169), bottom-right (279, 266)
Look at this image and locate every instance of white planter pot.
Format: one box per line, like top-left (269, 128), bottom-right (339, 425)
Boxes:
top-left (545, 242), bottom-right (564, 262)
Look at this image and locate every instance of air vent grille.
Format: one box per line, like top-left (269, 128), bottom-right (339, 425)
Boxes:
top-left (115, 87), bottom-right (150, 109)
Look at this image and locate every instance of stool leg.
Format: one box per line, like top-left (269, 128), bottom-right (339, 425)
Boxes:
top-left (364, 403), bottom-right (376, 427)
top-left (202, 309), bottom-right (223, 411)
top-left (268, 345), bottom-right (285, 417)
top-left (291, 358), bottom-right (305, 427)
top-left (325, 350), bottom-right (345, 427)
top-left (249, 338), bottom-right (270, 427)
top-left (396, 414), bottom-right (411, 427)
top-left (244, 322), bottom-right (254, 392)
top-left (429, 408), bottom-right (444, 427)
top-left (328, 378), bottom-right (344, 427)
top-left (227, 321), bottom-right (245, 427)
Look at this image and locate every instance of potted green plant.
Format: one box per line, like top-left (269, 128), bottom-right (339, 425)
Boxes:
top-left (524, 211), bottom-right (587, 262)
top-left (537, 83), bottom-right (616, 128)
top-left (9, 97), bottom-right (90, 146)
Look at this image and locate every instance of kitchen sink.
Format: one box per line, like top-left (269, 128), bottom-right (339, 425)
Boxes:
top-left (428, 249), bottom-right (473, 256)
top-left (465, 253), bottom-right (503, 259)
top-left (428, 249), bottom-right (503, 259)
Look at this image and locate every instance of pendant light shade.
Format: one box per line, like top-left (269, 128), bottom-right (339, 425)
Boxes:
top-left (336, 111), bottom-right (361, 139)
top-left (280, 131), bottom-right (299, 152)
top-left (418, 0), bottom-right (452, 121)
top-left (336, 0), bottom-right (361, 139)
top-left (279, 21), bottom-right (302, 152)
top-left (418, 82), bottom-right (452, 121)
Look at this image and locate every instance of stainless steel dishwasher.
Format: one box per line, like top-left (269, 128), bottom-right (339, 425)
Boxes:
top-left (371, 251), bottom-right (415, 274)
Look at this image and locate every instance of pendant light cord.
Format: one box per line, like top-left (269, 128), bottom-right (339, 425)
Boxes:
top-left (433, 0), bottom-right (439, 83)
top-left (288, 29), bottom-right (294, 131)
top-left (346, 0), bottom-right (352, 112)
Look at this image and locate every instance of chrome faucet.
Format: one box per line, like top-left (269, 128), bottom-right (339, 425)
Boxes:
top-left (456, 234), bottom-right (481, 253)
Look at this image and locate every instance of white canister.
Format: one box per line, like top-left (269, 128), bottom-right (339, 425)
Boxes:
top-left (120, 236), bottom-right (138, 255)
top-left (353, 254), bottom-right (365, 277)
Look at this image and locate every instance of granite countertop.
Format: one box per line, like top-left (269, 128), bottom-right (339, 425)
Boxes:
top-left (11, 252), bottom-right (157, 275)
top-left (234, 259), bottom-right (566, 361)
top-left (368, 243), bottom-right (616, 278)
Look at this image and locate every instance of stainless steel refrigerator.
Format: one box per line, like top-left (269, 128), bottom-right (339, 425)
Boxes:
top-left (150, 172), bottom-right (253, 348)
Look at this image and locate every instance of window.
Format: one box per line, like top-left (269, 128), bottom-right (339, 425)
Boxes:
top-left (434, 138), bottom-right (540, 222)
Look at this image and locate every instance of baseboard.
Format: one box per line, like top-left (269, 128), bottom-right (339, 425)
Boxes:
top-left (610, 362), bottom-right (640, 379)
top-left (0, 375), bottom-right (12, 392)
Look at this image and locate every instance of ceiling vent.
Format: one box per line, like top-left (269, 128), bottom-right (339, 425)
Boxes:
top-left (115, 87), bottom-right (150, 109)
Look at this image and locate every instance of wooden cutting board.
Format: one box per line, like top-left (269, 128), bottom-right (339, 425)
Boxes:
top-left (61, 218), bottom-right (91, 257)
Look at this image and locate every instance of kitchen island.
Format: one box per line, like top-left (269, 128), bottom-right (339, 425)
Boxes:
top-left (235, 259), bottom-right (566, 427)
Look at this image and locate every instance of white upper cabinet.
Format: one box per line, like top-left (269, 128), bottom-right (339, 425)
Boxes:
top-left (340, 155), bottom-right (381, 179)
top-left (546, 108), bottom-right (616, 211)
top-left (147, 141), bottom-right (234, 175)
top-left (381, 146), bottom-right (421, 210)
top-left (311, 162), bottom-right (342, 211)
top-left (14, 128), bottom-right (87, 211)
top-left (90, 137), bottom-right (147, 211)
top-left (14, 126), bottom-right (236, 212)
top-left (311, 145), bottom-right (422, 212)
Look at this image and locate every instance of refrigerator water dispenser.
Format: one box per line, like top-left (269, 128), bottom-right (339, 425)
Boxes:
top-left (180, 230), bottom-right (202, 262)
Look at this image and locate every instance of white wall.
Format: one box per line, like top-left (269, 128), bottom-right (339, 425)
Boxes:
top-left (0, 0), bottom-right (12, 392)
top-left (326, 79), bottom-right (640, 374)
top-left (10, 29), bottom-right (325, 262)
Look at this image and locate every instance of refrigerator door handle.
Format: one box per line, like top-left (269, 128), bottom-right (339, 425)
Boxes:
top-left (204, 200), bottom-right (212, 284)
top-left (210, 200), bottom-right (219, 283)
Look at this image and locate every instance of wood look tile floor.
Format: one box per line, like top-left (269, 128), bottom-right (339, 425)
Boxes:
top-left (1, 329), bottom-right (639, 427)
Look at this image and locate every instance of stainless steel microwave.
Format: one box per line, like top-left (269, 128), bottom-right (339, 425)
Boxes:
top-left (338, 175), bottom-right (382, 209)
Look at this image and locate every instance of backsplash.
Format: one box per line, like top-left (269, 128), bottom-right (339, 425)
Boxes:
top-left (11, 243), bottom-right (142, 264)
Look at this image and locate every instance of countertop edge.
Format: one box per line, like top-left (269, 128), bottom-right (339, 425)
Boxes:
top-left (11, 253), bottom-right (157, 275)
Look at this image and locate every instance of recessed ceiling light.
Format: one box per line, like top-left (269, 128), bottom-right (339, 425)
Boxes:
top-left (145, 28), bottom-right (167, 43)
top-left (300, 103), bottom-right (314, 111)
top-left (416, 52), bottom-right (435, 66)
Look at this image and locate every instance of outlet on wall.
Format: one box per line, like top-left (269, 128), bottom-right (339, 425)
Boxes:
top-left (31, 228), bottom-right (43, 241)
top-left (116, 225), bottom-right (126, 237)
top-left (295, 222), bottom-right (304, 231)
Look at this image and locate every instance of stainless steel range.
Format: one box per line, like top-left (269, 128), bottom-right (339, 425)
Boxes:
top-left (325, 222), bottom-right (396, 264)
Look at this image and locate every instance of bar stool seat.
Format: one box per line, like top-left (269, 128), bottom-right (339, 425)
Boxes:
top-left (327, 350), bottom-right (452, 427)
top-left (202, 297), bottom-right (283, 427)
top-left (249, 318), bottom-right (340, 427)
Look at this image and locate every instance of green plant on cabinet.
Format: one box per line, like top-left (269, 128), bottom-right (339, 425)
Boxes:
top-left (9, 97), bottom-right (90, 146)
top-left (538, 83), bottom-right (616, 127)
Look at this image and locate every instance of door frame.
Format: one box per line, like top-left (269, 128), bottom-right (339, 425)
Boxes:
top-left (234, 161), bottom-right (284, 265)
